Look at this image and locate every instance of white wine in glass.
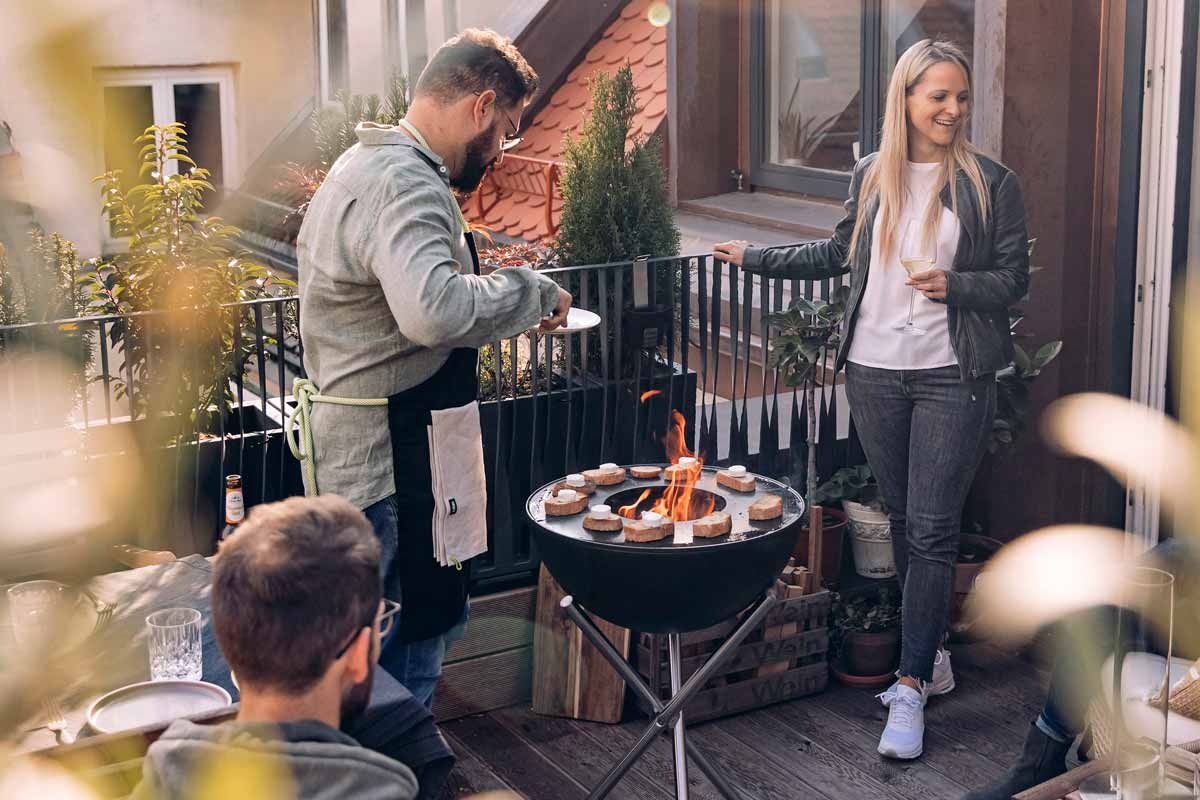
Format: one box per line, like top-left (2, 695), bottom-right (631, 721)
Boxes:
top-left (900, 256), bottom-right (935, 276)
top-left (896, 220), bottom-right (932, 335)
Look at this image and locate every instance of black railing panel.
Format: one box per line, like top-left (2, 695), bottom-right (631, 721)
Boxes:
top-left (1, 249), bottom-right (854, 591)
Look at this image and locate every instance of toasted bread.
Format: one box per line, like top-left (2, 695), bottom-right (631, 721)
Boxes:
top-left (583, 513), bottom-right (624, 532)
top-left (554, 479), bottom-right (597, 496)
top-left (629, 465), bottom-right (662, 479)
top-left (545, 492), bottom-right (589, 516)
top-left (624, 518), bottom-right (674, 542)
top-left (692, 511), bottom-right (732, 538)
top-left (582, 465), bottom-right (626, 486)
top-left (716, 470), bottom-right (755, 493)
top-left (748, 494), bottom-right (783, 521)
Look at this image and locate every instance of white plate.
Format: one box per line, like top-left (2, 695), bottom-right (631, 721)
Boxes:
top-left (87, 680), bottom-right (232, 734)
top-left (536, 307), bottom-right (601, 335)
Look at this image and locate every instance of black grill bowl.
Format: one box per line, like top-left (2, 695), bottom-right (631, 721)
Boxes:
top-left (526, 467), bottom-right (804, 633)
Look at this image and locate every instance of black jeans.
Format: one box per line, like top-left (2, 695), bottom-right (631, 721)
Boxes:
top-left (844, 362), bottom-right (996, 682)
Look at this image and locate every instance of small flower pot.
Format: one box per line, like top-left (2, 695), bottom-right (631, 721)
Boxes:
top-left (843, 628), bottom-right (900, 678)
top-left (843, 500), bottom-right (896, 579)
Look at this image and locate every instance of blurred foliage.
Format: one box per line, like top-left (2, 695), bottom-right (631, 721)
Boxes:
top-left (313, 72), bottom-right (411, 170)
top-left (0, 231), bottom-right (95, 419)
top-left (78, 123), bottom-right (295, 440)
top-left (992, 239), bottom-right (1063, 453)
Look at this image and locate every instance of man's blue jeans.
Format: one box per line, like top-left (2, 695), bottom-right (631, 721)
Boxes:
top-left (844, 362), bottom-right (996, 682)
top-left (364, 495), bottom-right (468, 709)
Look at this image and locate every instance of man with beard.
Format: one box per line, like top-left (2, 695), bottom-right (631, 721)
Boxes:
top-left (295, 28), bottom-right (570, 707)
top-left (133, 496), bottom-right (418, 800)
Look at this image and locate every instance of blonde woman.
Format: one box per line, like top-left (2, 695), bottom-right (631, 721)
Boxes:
top-left (713, 39), bottom-right (1029, 760)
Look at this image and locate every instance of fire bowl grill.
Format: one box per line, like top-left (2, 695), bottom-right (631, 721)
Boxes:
top-left (526, 466), bottom-right (805, 633)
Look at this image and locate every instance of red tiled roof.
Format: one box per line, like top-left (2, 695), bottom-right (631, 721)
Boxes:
top-left (462, 0), bottom-right (668, 242)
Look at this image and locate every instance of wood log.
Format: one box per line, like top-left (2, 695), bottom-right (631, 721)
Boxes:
top-left (531, 565), bottom-right (629, 723)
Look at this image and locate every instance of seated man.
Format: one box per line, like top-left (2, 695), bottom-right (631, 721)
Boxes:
top-left (133, 495), bottom-right (419, 800)
top-left (965, 537), bottom-right (1200, 799)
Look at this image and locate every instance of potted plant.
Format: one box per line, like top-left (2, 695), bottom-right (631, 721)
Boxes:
top-left (813, 465), bottom-right (896, 579)
top-left (765, 285), bottom-right (850, 584)
top-left (828, 586), bottom-right (902, 687)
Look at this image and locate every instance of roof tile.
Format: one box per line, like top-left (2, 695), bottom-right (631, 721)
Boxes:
top-left (462, 0), bottom-right (669, 243)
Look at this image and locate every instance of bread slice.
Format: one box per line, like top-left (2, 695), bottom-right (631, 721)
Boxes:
top-left (748, 494), bottom-right (783, 521)
top-left (554, 479), bottom-right (597, 496)
top-left (624, 518), bottom-right (674, 542)
top-left (663, 463), bottom-right (699, 481)
top-left (716, 470), bottom-right (755, 493)
top-left (629, 465), bottom-right (662, 479)
top-left (582, 465), bottom-right (626, 486)
top-left (692, 511), bottom-right (732, 538)
top-left (583, 513), bottom-right (623, 532)
top-left (545, 492), bottom-right (589, 517)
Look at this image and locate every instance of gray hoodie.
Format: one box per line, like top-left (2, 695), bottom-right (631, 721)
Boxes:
top-left (132, 718), bottom-right (419, 800)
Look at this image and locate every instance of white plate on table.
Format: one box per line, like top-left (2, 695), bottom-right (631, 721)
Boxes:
top-left (87, 680), bottom-right (232, 735)
top-left (535, 307), bottom-right (600, 335)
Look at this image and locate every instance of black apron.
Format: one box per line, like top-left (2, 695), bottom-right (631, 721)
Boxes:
top-left (384, 232), bottom-right (482, 643)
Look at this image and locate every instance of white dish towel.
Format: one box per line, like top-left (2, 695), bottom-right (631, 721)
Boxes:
top-left (426, 401), bottom-right (489, 568)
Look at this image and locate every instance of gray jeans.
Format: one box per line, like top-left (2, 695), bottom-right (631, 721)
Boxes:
top-left (844, 362), bottom-right (996, 681)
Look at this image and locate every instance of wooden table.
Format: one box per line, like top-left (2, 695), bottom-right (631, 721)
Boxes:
top-left (9, 555), bottom-right (454, 794)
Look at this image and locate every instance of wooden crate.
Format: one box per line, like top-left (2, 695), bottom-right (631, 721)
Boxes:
top-left (634, 590), bottom-right (831, 724)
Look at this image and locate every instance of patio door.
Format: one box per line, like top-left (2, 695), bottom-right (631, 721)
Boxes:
top-left (1126, 0), bottom-right (1196, 546)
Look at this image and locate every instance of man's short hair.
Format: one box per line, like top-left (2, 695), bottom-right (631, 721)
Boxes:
top-left (415, 28), bottom-right (539, 108)
top-left (212, 495), bottom-right (381, 694)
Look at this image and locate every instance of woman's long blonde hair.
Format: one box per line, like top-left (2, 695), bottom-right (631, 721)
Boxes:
top-left (845, 39), bottom-right (990, 267)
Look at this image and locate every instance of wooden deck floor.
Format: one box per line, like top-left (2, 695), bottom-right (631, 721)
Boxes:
top-left (440, 642), bottom-right (1049, 800)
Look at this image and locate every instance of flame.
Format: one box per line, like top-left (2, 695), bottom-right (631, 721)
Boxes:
top-left (617, 409), bottom-right (716, 522)
top-left (640, 389), bottom-right (663, 402)
top-left (618, 489), bottom-right (652, 519)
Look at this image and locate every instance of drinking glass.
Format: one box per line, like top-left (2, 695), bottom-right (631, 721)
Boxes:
top-left (8, 580), bottom-right (70, 651)
top-left (146, 608), bottom-right (203, 681)
top-left (896, 219), bottom-right (933, 336)
top-left (1079, 566), bottom-right (1175, 799)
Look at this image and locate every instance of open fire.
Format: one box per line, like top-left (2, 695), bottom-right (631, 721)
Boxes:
top-left (618, 408), bottom-right (716, 522)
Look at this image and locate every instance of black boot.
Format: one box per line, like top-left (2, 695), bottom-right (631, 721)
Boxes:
top-left (961, 722), bottom-right (1072, 800)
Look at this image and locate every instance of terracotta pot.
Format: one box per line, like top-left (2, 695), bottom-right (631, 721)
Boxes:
top-left (843, 628), bottom-right (900, 677)
top-left (829, 658), bottom-right (897, 689)
top-left (954, 533), bottom-right (1003, 594)
top-left (791, 508), bottom-right (848, 585)
top-left (949, 533), bottom-right (1004, 642)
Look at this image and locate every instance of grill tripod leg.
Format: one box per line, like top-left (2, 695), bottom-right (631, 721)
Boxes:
top-left (560, 594), bottom-right (774, 800)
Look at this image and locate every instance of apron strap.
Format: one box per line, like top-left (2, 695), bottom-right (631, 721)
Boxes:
top-left (286, 378), bottom-right (388, 496)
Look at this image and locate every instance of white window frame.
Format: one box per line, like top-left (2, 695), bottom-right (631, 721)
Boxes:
top-left (1127, 0), bottom-right (1186, 548)
top-left (318, 0), bottom-right (350, 104)
top-left (96, 66), bottom-right (239, 253)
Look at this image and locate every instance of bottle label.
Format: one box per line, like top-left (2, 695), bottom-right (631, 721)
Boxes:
top-left (225, 490), bottom-right (245, 524)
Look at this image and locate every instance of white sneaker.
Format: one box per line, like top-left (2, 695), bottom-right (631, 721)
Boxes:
top-left (879, 648), bottom-right (955, 707)
top-left (877, 683), bottom-right (925, 760)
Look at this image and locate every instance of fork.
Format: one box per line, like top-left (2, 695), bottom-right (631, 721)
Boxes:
top-left (43, 700), bottom-right (75, 745)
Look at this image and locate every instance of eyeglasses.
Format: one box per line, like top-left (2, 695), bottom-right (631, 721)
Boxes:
top-left (473, 91), bottom-right (523, 152)
top-left (334, 598), bottom-right (401, 660)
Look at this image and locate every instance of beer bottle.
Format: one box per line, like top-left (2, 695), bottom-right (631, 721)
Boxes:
top-left (220, 474), bottom-right (245, 542)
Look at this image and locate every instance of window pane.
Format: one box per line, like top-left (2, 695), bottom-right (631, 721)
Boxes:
top-left (881, 1), bottom-right (975, 98)
top-left (765, 1), bottom-right (862, 173)
top-left (173, 83), bottom-right (224, 210)
top-left (103, 85), bottom-right (155, 236)
top-left (326, 0), bottom-right (349, 98)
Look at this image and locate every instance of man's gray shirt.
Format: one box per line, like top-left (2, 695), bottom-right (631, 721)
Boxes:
top-left (297, 122), bottom-right (560, 509)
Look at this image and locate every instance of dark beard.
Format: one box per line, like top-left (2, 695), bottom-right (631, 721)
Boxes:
top-left (451, 123), bottom-right (497, 193)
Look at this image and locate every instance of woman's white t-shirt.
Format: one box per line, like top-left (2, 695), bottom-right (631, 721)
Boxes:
top-left (845, 161), bottom-right (959, 370)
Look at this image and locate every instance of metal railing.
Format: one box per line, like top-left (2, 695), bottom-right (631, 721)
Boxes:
top-left (0, 254), bottom-right (858, 591)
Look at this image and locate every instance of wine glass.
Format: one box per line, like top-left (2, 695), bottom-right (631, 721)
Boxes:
top-left (897, 220), bottom-right (933, 336)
